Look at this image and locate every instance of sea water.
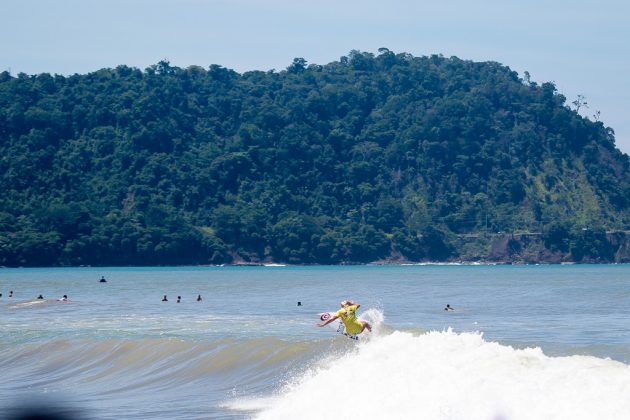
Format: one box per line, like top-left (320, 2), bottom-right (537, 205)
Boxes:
top-left (1, 265), bottom-right (629, 419)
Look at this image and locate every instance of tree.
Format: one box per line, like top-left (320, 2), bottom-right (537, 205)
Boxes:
top-left (570, 227), bottom-right (614, 262)
top-left (543, 221), bottom-right (571, 253)
top-left (287, 57), bottom-right (307, 74)
top-left (572, 94), bottom-right (588, 113)
top-left (421, 226), bottom-right (456, 261)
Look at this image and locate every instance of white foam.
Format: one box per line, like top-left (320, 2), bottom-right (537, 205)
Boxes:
top-left (221, 396), bottom-right (278, 412)
top-left (253, 329), bottom-right (630, 420)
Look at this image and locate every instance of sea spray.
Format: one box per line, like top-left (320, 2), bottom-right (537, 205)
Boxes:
top-left (253, 329), bottom-right (630, 420)
top-left (360, 307), bottom-right (385, 335)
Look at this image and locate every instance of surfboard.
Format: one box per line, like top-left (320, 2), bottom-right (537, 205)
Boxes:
top-left (318, 312), bottom-right (359, 340)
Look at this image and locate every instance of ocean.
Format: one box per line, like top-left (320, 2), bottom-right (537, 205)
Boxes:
top-left (1, 265), bottom-right (629, 419)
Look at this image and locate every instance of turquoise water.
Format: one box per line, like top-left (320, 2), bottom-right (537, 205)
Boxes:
top-left (1, 265), bottom-right (629, 419)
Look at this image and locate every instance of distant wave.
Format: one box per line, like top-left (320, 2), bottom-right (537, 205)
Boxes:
top-left (242, 329), bottom-right (630, 420)
top-left (4, 299), bottom-right (51, 309)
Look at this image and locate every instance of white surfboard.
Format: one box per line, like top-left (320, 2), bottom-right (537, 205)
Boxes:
top-left (318, 312), bottom-right (359, 340)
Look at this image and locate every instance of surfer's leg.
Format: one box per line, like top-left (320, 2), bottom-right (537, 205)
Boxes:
top-left (361, 321), bottom-right (372, 333)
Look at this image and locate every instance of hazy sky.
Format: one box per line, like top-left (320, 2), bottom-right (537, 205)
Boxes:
top-left (2, 0), bottom-right (629, 153)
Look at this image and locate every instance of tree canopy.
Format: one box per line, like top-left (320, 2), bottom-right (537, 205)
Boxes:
top-left (1, 50), bottom-right (628, 266)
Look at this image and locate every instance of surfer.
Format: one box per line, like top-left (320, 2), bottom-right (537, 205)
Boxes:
top-left (445, 304), bottom-right (454, 311)
top-left (317, 300), bottom-right (372, 336)
top-left (99, 276), bottom-right (107, 283)
top-left (197, 294), bottom-right (202, 302)
top-left (162, 295), bottom-right (168, 302)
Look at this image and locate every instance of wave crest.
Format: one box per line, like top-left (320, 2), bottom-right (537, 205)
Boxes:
top-left (252, 329), bottom-right (630, 420)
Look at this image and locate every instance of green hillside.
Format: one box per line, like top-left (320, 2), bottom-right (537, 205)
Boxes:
top-left (1, 50), bottom-right (628, 266)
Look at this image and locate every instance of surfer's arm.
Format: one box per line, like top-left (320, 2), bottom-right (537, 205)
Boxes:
top-left (317, 315), bottom-right (339, 327)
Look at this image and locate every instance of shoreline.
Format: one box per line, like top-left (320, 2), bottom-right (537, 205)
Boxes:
top-left (2, 260), bottom-right (627, 269)
top-left (6, 230), bottom-right (627, 268)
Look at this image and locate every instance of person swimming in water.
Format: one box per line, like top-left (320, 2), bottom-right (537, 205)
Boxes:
top-left (162, 295), bottom-right (168, 302)
top-left (317, 299), bottom-right (372, 337)
top-left (445, 304), bottom-right (454, 311)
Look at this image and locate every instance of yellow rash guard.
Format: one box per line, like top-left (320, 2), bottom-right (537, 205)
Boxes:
top-left (335, 304), bottom-right (363, 335)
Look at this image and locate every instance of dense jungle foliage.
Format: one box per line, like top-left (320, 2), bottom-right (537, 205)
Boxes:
top-left (1, 49), bottom-right (629, 266)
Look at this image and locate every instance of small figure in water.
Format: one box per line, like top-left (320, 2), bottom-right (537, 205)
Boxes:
top-left (37, 294), bottom-right (44, 300)
top-left (297, 301), bottom-right (302, 306)
top-left (9, 290), bottom-right (13, 297)
top-left (162, 295), bottom-right (168, 302)
top-left (197, 294), bottom-right (202, 302)
top-left (99, 276), bottom-right (107, 283)
top-left (317, 300), bottom-right (372, 336)
top-left (59, 295), bottom-right (68, 302)
top-left (444, 304), bottom-right (454, 311)
top-left (177, 296), bottom-right (181, 303)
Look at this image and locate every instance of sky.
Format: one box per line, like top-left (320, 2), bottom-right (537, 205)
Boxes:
top-left (2, 0), bottom-right (629, 153)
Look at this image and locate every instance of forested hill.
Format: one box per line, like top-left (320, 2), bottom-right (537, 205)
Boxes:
top-left (1, 50), bottom-right (629, 267)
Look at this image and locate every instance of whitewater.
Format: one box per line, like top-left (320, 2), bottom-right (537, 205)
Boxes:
top-left (1, 265), bottom-right (629, 419)
top-left (247, 326), bottom-right (630, 420)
